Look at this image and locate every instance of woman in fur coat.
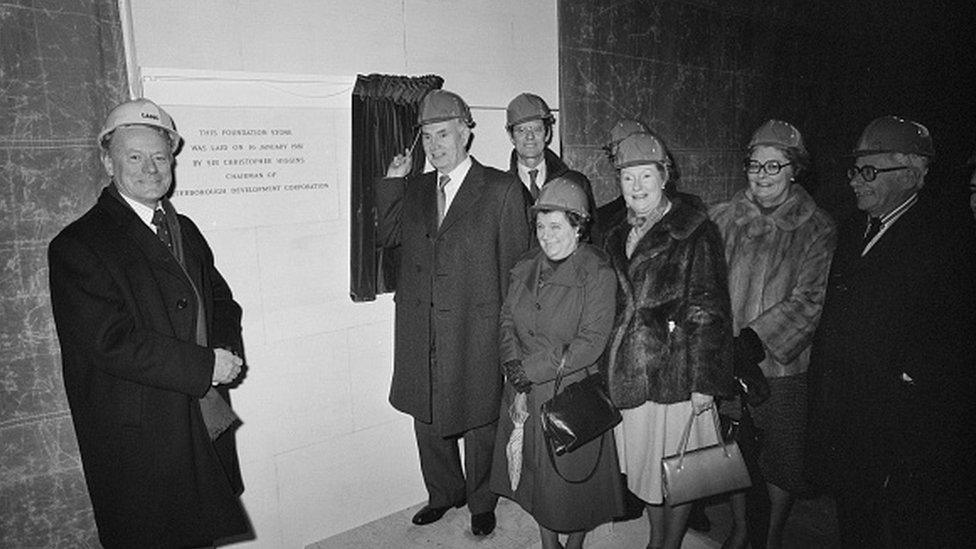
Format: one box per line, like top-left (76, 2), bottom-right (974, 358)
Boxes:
top-left (709, 120), bottom-right (836, 549)
top-left (604, 131), bottom-right (735, 549)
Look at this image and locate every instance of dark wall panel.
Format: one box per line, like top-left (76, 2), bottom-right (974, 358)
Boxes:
top-left (559, 0), bottom-right (976, 221)
top-left (1, 1), bottom-right (128, 546)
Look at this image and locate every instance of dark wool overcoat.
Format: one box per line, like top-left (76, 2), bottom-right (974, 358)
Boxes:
top-left (808, 193), bottom-right (976, 492)
top-left (489, 244), bottom-right (625, 531)
top-left (48, 186), bottom-right (247, 548)
top-left (604, 194), bottom-right (735, 408)
top-left (375, 159), bottom-right (531, 435)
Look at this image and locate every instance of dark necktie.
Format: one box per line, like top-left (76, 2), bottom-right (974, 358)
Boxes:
top-left (152, 208), bottom-right (174, 251)
top-left (528, 169), bottom-right (540, 200)
top-left (863, 216), bottom-right (882, 249)
top-left (437, 174), bottom-right (450, 227)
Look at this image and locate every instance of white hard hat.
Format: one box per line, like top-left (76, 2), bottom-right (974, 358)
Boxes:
top-left (98, 98), bottom-right (182, 152)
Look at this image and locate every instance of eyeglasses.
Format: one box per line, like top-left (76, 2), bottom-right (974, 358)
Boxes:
top-left (744, 159), bottom-right (792, 175)
top-left (513, 124), bottom-right (546, 138)
top-left (847, 165), bottom-right (910, 182)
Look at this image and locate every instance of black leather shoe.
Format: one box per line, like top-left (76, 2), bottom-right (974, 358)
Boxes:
top-left (411, 504), bottom-right (452, 525)
top-left (471, 511), bottom-right (496, 536)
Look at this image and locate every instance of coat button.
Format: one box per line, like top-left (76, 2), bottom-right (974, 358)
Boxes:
top-left (176, 298), bottom-right (188, 309)
top-left (528, 330), bottom-right (535, 337)
top-left (535, 303), bottom-right (542, 310)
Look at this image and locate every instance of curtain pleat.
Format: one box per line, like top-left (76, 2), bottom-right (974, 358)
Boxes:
top-left (350, 73), bottom-right (443, 302)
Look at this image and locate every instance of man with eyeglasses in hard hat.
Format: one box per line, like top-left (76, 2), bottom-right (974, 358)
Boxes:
top-left (808, 116), bottom-right (976, 548)
top-left (48, 99), bottom-right (249, 548)
top-left (376, 89), bottom-right (531, 537)
top-left (505, 93), bottom-right (597, 221)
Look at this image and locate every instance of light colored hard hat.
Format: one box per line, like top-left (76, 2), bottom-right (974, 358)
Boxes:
top-left (98, 98), bottom-right (182, 152)
top-left (506, 93), bottom-right (554, 128)
top-left (531, 174), bottom-right (590, 219)
top-left (608, 119), bottom-right (649, 147)
top-left (748, 119), bottom-right (806, 155)
top-left (417, 89), bottom-right (475, 127)
top-left (613, 132), bottom-right (670, 169)
top-left (852, 115), bottom-right (935, 157)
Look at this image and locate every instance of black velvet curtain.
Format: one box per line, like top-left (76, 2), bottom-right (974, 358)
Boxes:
top-left (350, 73), bottom-right (443, 302)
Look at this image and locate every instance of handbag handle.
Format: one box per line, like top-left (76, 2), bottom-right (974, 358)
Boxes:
top-left (551, 345), bottom-right (574, 396)
top-left (673, 404), bottom-right (729, 469)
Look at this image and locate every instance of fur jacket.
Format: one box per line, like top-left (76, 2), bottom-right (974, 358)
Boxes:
top-left (709, 185), bottom-right (836, 377)
top-left (604, 194), bottom-right (735, 408)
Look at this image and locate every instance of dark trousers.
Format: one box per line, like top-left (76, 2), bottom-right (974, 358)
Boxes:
top-left (834, 468), bottom-right (975, 548)
top-left (414, 418), bottom-right (498, 514)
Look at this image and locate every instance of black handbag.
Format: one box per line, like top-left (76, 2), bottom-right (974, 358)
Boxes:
top-left (540, 359), bottom-right (622, 483)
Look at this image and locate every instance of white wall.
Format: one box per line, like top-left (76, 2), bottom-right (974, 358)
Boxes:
top-left (125, 1), bottom-right (557, 547)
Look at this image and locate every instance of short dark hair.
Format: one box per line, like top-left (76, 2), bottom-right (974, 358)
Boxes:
top-left (534, 208), bottom-right (591, 241)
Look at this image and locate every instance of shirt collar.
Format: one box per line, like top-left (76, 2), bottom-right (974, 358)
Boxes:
top-left (517, 159), bottom-right (546, 185)
top-left (440, 155), bottom-right (472, 188)
top-left (877, 192), bottom-right (918, 226)
top-left (117, 192), bottom-right (159, 229)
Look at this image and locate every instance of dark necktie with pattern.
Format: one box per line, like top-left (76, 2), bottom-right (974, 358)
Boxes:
top-left (152, 208), bottom-right (174, 251)
top-left (528, 169), bottom-right (540, 200)
top-left (437, 174), bottom-right (450, 227)
top-left (862, 216), bottom-right (882, 250)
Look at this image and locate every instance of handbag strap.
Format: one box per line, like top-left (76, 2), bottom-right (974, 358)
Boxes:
top-left (674, 405), bottom-right (730, 468)
top-left (544, 420), bottom-right (606, 484)
top-left (545, 354), bottom-right (600, 485)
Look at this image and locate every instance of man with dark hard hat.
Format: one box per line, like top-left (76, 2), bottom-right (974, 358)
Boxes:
top-left (809, 115), bottom-right (976, 547)
top-left (376, 89), bottom-right (531, 536)
top-left (505, 92), bottom-right (597, 221)
top-left (48, 98), bottom-right (249, 547)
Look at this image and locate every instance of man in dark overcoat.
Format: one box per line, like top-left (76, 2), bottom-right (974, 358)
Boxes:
top-left (808, 116), bottom-right (976, 547)
top-left (48, 99), bottom-right (249, 548)
top-left (375, 89), bottom-right (531, 536)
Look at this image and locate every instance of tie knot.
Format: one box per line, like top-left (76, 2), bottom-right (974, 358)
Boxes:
top-left (438, 174), bottom-right (450, 189)
top-left (152, 208), bottom-right (166, 227)
top-left (529, 169), bottom-right (539, 179)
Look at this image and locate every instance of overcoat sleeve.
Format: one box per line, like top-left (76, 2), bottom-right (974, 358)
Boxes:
top-left (48, 234), bottom-right (214, 397)
top-left (374, 176), bottom-right (407, 247)
top-left (684, 222), bottom-right (734, 397)
top-left (498, 270), bottom-right (523, 366)
top-left (495, 178), bottom-right (532, 299)
top-left (748, 224), bottom-right (836, 364)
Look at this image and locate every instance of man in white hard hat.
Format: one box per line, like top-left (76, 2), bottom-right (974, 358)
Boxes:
top-left (376, 89), bottom-right (531, 536)
top-left (48, 98), bottom-right (249, 548)
top-left (809, 116), bottom-right (976, 547)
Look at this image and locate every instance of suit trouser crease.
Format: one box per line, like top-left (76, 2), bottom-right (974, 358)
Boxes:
top-left (413, 336), bottom-right (498, 514)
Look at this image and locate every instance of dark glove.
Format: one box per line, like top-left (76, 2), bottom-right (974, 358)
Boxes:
top-left (733, 328), bottom-right (770, 406)
top-left (502, 359), bottom-right (532, 394)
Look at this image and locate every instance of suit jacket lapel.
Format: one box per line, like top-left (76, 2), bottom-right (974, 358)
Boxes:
top-left (437, 159), bottom-right (486, 235)
top-left (98, 187), bottom-right (190, 281)
top-left (423, 172), bottom-right (439, 237)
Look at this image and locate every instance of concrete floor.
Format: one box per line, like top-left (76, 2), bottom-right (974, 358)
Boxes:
top-left (308, 491), bottom-right (842, 548)
top-left (308, 497), bottom-right (718, 549)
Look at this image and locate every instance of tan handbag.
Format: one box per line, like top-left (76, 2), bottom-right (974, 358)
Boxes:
top-left (661, 407), bottom-right (751, 505)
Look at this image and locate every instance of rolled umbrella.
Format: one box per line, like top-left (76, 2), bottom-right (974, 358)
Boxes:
top-left (506, 392), bottom-right (529, 490)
